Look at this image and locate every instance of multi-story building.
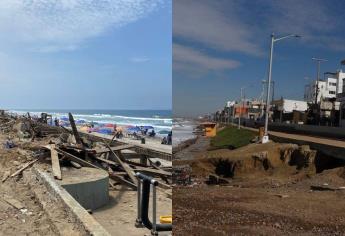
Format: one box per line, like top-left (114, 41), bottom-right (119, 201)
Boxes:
top-left (304, 70), bottom-right (345, 103)
top-left (337, 77), bottom-right (345, 127)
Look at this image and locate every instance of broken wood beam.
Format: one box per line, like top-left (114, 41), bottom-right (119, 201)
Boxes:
top-left (132, 167), bottom-right (172, 177)
top-left (68, 112), bottom-right (83, 145)
top-left (94, 144), bottom-right (135, 154)
top-left (56, 148), bottom-right (101, 169)
top-left (3, 196), bottom-right (24, 209)
top-left (105, 142), bottom-right (137, 186)
top-left (109, 172), bottom-right (137, 190)
top-left (95, 156), bottom-right (118, 166)
top-left (10, 159), bottom-right (38, 178)
top-left (50, 144), bottom-right (62, 180)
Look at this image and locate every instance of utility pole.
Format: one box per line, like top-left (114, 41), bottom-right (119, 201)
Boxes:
top-left (312, 57), bottom-right (327, 126)
top-left (312, 57), bottom-right (328, 105)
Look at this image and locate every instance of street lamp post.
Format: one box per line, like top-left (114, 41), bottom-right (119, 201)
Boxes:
top-left (312, 58), bottom-right (328, 104)
top-left (262, 33), bottom-right (300, 144)
top-left (311, 58), bottom-right (327, 126)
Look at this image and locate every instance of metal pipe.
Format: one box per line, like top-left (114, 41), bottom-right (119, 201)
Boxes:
top-left (136, 173), bottom-right (172, 232)
top-left (152, 184), bottom-right (157, 233)
top-left (135, 179), bottom-right (143, 227)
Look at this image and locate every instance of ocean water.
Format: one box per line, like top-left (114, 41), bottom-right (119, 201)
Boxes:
top-left (172, 119), bottom-right (196, 147)
top-left (9, 109), bottom-right (172, 134)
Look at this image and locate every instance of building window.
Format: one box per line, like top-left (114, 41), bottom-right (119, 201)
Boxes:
top-left (342, 105), bottom-right (345, 119)
top-left (329, 91), bottom-right (336, 95)
top-left (329, 82), bottom-right (337, 86)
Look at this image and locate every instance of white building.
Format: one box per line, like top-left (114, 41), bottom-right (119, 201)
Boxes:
top-left (226, 101), bottom-right (236, 107)
top-left (337, 77), bottom-right (345, 127)
top-left (273, 99), bottom-right (308, 113)
top-left (304, 70), bottom-right (345, 103)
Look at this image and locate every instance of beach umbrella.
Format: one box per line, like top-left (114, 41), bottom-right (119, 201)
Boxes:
top-left (142, 125), bottom-right (154, 130)
top-left (127, 127), bottom-right (141, 133)
top-left (76, 120), bottom-right (86, 124)
top-left (97, 128), bottom-right (112, 135)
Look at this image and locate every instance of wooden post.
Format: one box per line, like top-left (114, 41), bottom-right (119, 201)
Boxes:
top-left (68, 113), bottom-right (83, 145)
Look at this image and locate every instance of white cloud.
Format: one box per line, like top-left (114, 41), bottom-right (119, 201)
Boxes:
top-left (0, 0), bottom-right (164, 52)
top-left (173, 43), bottom-right (241, 76)
top-left (173, 0), bottom-right (263, 56)
top-left (130, 57), bottom-right (150, 63)
top-left (174, 0), bottom-right (345, 55)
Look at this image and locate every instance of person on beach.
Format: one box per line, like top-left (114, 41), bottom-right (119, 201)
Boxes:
top-left (161, 136), bottom-right (167, 144)
top-left (149, 129), bottom-right (156, 137)
top-left (167, 131), bottom-right (172, 145)
top-left (54, 118), bottom-right (59, 126)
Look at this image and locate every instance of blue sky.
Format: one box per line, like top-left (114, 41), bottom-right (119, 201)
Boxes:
top-left (173, 0), bottom-right (345, 117)
top-left (0, 0), bottom-right (171, 110)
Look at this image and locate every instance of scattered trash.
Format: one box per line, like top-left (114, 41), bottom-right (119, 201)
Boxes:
top-left (4, 139), bottom-right (15, 149)
top-left (20, 208), bottom-right (28, 214)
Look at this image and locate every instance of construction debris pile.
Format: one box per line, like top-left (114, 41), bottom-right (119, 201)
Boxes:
top-left (0, 111), bottom-right (172, 191)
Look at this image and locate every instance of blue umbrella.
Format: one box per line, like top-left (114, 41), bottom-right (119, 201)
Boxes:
top-left (142, 125), bottom-right (154, 130)
top-left (76, 120), bottom-right (86, 124)
top-left (127, 127), bottom-right (141, 133)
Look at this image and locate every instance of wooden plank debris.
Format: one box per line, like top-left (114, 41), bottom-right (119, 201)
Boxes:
top-left (105, 142), bottom-right (138, 186)
top-left (50, 144), bottom-right (62, 180)
top-left (3, 196), bottom-right (24, 209)
top-left (109, 172), bottom-right (137, 190)
top-left (94, 144), bottom-right (135, 154)
top-left (1, 170), bottom-right (11, 182)
top-left (56, 148), bottom-right (101, 169)
top-left (10, 159), bottom-right (38, 178)
top-left (132, 167), bottom-right (172, 177)
top-left (95, 156), bottom-right (117, 166)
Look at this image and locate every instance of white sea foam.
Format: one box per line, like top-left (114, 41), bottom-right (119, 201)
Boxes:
top-left (172, 120), bottom-right (196, 147)
top-left (9, 110), bottom-right (172, 134)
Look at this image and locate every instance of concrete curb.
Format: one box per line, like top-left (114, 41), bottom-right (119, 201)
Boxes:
top-left (25, 166), bottom-right (110, 236)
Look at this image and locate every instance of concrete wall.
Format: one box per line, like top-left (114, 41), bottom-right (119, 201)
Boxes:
top-left (269, 123), bottom-right (345, 139)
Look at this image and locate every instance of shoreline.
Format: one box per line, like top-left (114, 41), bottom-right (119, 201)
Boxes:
top-left (172, 135), bottom-right (199, 154)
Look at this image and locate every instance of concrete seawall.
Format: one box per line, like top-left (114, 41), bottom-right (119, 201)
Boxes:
top-left (268, 123), bottom-right (345, 140)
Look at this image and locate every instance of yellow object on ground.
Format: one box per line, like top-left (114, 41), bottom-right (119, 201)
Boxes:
top-left (200, 122), bottom-right (217, 137)
top-left (160, 215), bottom-right (172, 224)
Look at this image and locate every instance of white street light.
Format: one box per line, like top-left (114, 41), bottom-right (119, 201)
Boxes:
top-left (262, 33), bottom-right (301, 144)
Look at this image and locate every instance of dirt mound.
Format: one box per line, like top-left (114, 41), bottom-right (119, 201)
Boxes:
top-left (187, 142), bottom-right (324, 179)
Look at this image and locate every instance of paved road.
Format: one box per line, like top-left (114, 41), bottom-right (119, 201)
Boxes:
top-left (243, 126), bottom-right (345, 148)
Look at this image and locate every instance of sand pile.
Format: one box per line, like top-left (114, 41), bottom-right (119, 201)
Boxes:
top-left (187, 142), bottom-right (329, 179)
